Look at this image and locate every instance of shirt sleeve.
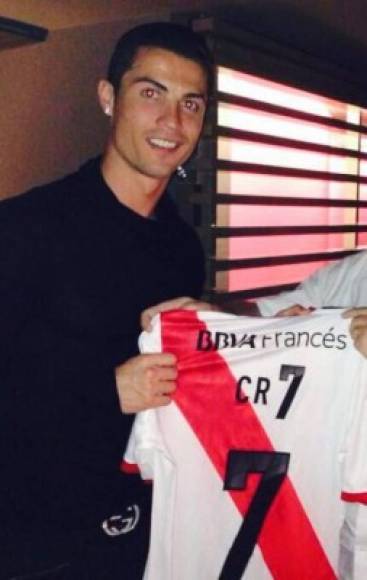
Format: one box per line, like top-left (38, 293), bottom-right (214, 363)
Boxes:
top-left (257, 272), bottom-right (326, 316)
top-left (257, 252), bottom-right (367, 316)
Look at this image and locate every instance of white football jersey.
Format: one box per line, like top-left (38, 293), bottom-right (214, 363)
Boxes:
top-left (124, 310), bottom-right (367, 580)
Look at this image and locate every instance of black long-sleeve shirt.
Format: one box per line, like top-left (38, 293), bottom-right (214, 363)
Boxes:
top-left (0, 158), bottom-right (205, 532)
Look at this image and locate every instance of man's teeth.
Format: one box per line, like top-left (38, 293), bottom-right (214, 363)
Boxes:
top-left (149, 138), bottom-right (177, 149)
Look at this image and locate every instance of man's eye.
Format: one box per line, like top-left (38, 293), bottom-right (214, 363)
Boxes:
top-left (141, 88), bottom-right (158, 99)
top-left (184, 99), bottom-right (200, 113)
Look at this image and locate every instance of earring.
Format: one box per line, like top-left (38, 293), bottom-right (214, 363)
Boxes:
top-left (104, 105), bottom-right (112, 116)
top-left (176, 165), bottom-right (187, 179)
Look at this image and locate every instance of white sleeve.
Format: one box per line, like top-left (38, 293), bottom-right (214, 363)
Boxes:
top-left (138, 314), bottom-right (162, 353)
top-left (123, 409), bottom-right (177, 580)
top-left (257, 252), bottom-right (367, 316)
top-left (257, 269), bottom-right (327, 316)
top-left (123, 410), bottom-right (158, 480)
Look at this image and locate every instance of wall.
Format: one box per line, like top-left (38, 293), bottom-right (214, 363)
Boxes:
top-left (1, 22), bottom-right (114, 197)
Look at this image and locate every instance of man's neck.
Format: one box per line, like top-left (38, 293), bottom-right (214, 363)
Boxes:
top-left (101, 149), bottom-right (169, 218)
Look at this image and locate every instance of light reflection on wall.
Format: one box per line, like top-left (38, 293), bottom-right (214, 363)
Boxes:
top-left (218, 67), bottom-right (352, 120)
top-left (217, 172), bottom-right (357, 199)
top-left (217, 138), bottom-right (358, 174)
top-left (218, 261), bottom-right (334, 293)
top-left (218, 103), bottom-right (358, 148)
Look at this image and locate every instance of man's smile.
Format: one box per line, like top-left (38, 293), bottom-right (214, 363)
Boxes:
top-left (148, 137), bottom-right (180, 150)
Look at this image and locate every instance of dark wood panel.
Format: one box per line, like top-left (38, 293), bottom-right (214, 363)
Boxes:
top-left (216, 194), bottom-right (367, 207)
top-left (214, 224), bottom-right (367, 237)
top-left (214, 249), bottom-right (356, 271)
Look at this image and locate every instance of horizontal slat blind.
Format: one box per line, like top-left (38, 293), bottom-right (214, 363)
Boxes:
top-left (213, 66), bottom-right (367, 300)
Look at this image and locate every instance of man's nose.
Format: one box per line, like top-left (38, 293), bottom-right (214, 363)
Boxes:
top-left (158, 101), bottom-right (182, 129)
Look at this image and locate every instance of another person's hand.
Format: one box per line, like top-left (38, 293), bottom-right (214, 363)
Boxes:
top-left (141, 296), bottom-right (218, 331)
top-left (115, 353), bottom-right (177, 413)
top-left (343, 307), bottom-right (367, 357)
top-left (275, 304), bottom-right (314, 317)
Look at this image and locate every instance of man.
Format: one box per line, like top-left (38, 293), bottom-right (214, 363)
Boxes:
top-left (0, 22), bottom-right (213, 579)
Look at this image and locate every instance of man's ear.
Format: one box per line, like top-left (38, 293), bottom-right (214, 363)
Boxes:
top-left (97, 80), bottom-right (115, 117)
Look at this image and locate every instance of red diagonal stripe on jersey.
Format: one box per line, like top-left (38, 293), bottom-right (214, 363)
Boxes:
top-left (161, 310), bottom-right (336, 580)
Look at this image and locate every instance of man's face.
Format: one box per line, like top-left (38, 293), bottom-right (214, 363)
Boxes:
top-left (106, 47), bottom-right (208, 182)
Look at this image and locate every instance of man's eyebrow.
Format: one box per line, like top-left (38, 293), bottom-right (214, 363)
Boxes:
top-left (185, 92), bottom-right (207, 103)
top-left (132, 77), bottom-right (207, 102)
top-left (132, 76), bottom-right (167, 91)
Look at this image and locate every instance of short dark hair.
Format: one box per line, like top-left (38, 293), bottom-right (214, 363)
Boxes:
top-left (107, 21), bottom-right (214, 97)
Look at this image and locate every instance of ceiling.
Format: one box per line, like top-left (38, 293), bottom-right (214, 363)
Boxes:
top-left (1, 0), bottom-right (366, 56)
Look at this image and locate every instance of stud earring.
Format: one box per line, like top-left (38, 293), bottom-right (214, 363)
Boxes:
top-left (176, 165), bottom-right (187, 179)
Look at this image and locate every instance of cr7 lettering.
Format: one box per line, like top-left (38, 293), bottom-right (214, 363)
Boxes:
top-left (235, 364), bottom-right (305, 419)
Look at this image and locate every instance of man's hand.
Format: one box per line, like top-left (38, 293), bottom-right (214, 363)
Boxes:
top-left (275, 304), bottom-right (314, 317)
top-left (115, 353), bottom-right (177, 413)
top-left (141, 296), bottom-right (218, 331)
top-left (343, 307), bottom-right (367, 357)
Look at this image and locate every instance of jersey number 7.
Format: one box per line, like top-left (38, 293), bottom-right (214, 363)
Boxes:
top-left (220, 450), bottom-right (290, 580)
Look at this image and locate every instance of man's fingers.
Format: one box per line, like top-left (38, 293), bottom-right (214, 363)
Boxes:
top-left (184, 300), bottom-right (220, 312)
top-left (147, 365), bottom-right (177, 393)
top-left (350, 327), bottom-right (360, 341)
top-left (350, 328), bottom-right (367, 352)
top-left (153, 366), bottom-right (177, 382)
top-left (115, 352), bottom-right (178, 414)
top-left (343, 307), bottom-right (367, 318)
top-left (342, 309), bottom-right (367, 357)
top-left (141, 297), bottom-right (192, 330)
top-left (146, 365), bottom-right (177, 386)
top-left (275, 304), bottom-right (313, 317)
top-left (350, 317), bottom-right (367, 332)
top-left (149, 394), bottom-right (172, 408)
top-left (151, 379), bottom-right (176, 395)
top-left (139, 352), bottom-right (177, 368)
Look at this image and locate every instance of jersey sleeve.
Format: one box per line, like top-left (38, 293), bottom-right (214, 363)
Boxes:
top-left (138, 314), bottom-right (162, 354)
top-left (123, 410), bottom-right (172, 478)
top-left (123, 406), bottom-right (177, 580)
